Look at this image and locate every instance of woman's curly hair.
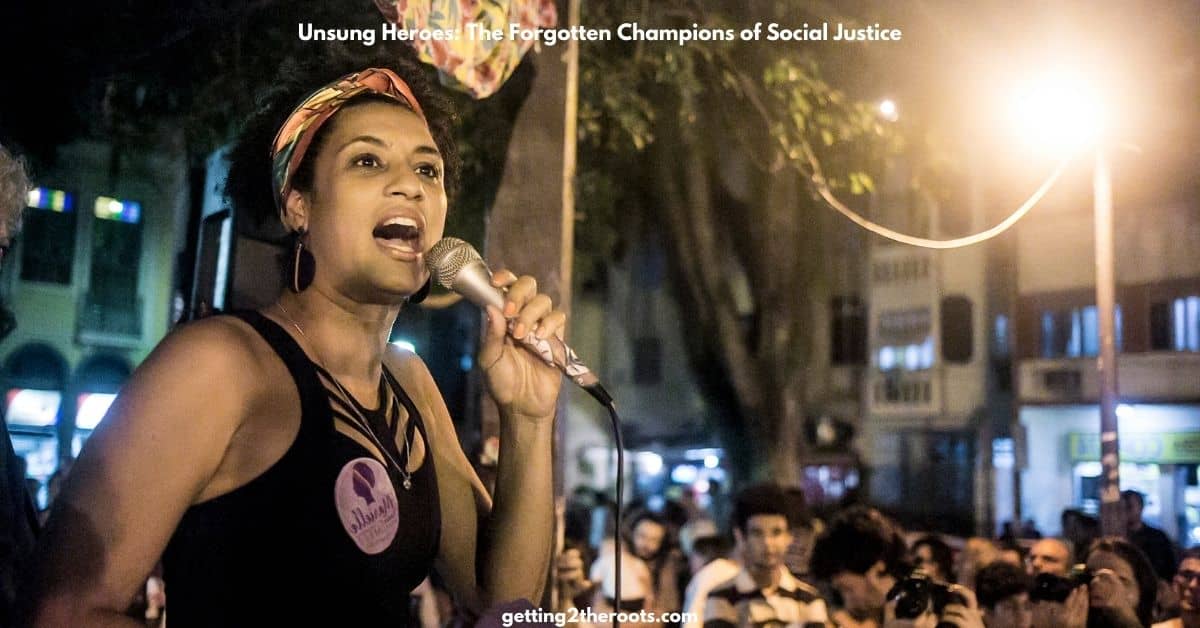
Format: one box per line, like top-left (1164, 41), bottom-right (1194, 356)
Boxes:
top-left (224, 47), bottom-right (460, 242)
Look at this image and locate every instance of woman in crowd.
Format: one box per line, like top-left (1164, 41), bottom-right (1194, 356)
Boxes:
top-left (1032, 536), bottom-right (1159, 628)
top-left (1085, 537), bottom-right (1161, 628)
top-left (25, 50), bottom-right (562, 627)
top-left (910, 535), bottom-right (956, 583)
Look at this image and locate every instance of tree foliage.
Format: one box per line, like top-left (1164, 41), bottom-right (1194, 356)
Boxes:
top-left (572, 0), bottom-right (904, 483)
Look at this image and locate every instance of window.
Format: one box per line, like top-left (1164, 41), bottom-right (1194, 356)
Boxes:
top-left (872, 257), bottom-right (931, 284)
top-left (84, 196), bottom-right (143, 335)
top-left (877, 307), bottom-right (933, 371)
top-left (993, 314), bottom-right (1010, 358)
top-left (1151, 296), bottom-right (1200, 352)
top-left (632, 336), bottom-right (662, 385)
top-left (19, 187), bottom-right (76, 284)
top-left (831, 296), bottom-right (866, 365)
top-left (941, 296), bottom-right (973, 363)
top-left (1040, 305), bottom-right (1123, 358)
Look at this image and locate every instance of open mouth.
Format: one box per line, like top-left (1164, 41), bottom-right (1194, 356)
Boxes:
top-left (372, 216), bottom-right (422, 255)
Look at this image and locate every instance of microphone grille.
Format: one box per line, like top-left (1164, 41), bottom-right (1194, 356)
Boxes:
top-left (424, 237), bottom-right (482, 289)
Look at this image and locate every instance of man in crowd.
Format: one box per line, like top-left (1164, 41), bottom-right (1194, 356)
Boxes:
top-left (683, 534), bottom-right (739, 628)
top-left (975, 561), bottom-right (1032, 628)
top-left (1026, 537), bottom-right (1073, 577)
top-left (702, 484), bottom-right (828, 628)
top-left (782, 487), bottom-right (820, 583)
top-left (1174, 548), bottom-right (1200, 628)
top-left (1122, 490), bottom-right (1179, 581)
top-left (809, 505), bottom-right (908, 627)
top-left (0, 141), bottom-right (36, 625)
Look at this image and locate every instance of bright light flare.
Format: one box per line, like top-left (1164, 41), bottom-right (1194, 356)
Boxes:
top-left (1011, 73), bottom-right (1107, 153)
top-left (879, 99), bottom-right (899, 122)
top-left (390, 339), bottom-right (417, 353)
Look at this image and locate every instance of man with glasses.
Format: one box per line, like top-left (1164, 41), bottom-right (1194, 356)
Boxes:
top-left (1174, 548), bottom-right (1200, 628)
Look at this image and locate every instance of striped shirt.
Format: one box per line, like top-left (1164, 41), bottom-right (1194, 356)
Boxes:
top-left (703, 568), bottom-right (829, 628)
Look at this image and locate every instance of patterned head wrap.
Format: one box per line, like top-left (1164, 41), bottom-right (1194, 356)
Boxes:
top-left (270, 67), bottom-right (426, 211)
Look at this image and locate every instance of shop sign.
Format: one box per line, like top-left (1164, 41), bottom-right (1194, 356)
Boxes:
top-left (1068, 432), bottom-right (1200, 464)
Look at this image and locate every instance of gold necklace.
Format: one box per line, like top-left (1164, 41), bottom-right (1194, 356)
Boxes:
top-left (275, 301), bottom-right (415, 490)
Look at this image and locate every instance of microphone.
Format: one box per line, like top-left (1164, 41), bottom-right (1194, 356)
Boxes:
top-left (425, 237), bottom-right (612, 406)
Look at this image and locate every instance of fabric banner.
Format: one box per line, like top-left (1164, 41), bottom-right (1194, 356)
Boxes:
top-left (374, 0), bottom-right (557, 98)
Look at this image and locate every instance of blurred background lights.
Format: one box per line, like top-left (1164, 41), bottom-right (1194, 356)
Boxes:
top-left (671, 464), bottom-right (699, 484)
top-left (638, 451), bottom-right (664, 475)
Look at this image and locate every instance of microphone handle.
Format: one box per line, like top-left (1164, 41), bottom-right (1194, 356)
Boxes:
top-left (513, 329), bottom-right (611, 406)
top-left (453, 260), bottom-right (611, 405)
top-left (507, 322), bottom-right (600, 390)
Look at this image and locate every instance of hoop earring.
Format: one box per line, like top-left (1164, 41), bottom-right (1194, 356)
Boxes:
top-left (290, 230), bottom-right (315, 293)
top-left (407, 277), bottom-right (432, 304)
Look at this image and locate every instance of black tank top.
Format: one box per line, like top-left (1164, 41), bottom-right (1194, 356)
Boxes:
top-left (162, 310), bottom-right (440, 627)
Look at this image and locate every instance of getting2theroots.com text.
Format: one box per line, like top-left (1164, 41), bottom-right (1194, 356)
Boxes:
top-left (502, 607), bottom-right (699, 626)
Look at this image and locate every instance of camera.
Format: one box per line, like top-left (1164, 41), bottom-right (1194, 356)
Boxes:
top-left (887, 568), bottom-right (968, 619)
top-left (1029, 564), bottom-right (1093, 603)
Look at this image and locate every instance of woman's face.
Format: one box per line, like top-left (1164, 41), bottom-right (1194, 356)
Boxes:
top-left (631, 520), bottom-right (665, 561)
top-left (911, 544), bottom-right (944, 581)
top-left (295, 100), bottom-right (447, 302)
top-left (1085, 550), bottom-right (1140, 613)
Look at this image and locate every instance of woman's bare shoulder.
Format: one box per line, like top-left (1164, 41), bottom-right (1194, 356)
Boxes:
top-left (124, 314), bottom-right (285, 414)
top-left (150, 314), bottom-right (273, 371)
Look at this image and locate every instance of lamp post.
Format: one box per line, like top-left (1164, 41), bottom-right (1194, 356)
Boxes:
top-left (1013, 76), bottom-right (1123, 536)
top-left (1092, 148), bottom-right (1123, 537)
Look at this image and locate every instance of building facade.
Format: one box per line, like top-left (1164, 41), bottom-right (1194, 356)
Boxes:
top-left (1014, 196), bottom-right (1200, 545)
top-left (0, 134), bottom-right (190, 508)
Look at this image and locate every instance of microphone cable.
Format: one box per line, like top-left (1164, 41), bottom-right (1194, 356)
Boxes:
top-left (601, 395), bottom-right (624, 628)
top-left (580, 383), bottom-right (625, 628)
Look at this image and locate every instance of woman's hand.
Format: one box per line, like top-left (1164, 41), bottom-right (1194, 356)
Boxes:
top-left (478, 270), bottom-right (566, 419)
top-left (554, 548), bottom-right (594, 611)
top-left (936, 586), bottom-right (984, 628)
top-left (1088, 568), bottom-right (1142, 627)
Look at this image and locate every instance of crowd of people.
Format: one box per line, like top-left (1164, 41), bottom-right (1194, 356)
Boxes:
top-left (545, 484), bottom-right (1198, 628)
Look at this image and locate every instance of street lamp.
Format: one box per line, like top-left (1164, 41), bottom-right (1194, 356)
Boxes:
top-left (1011, 74), bottom-right (1124, 537)
top-left (879, 99), bottom-right (899, 122)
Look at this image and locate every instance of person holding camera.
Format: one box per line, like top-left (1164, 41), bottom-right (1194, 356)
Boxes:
top-left (1029, 536), bottom-right (1159, 628)
top-left (910, 536), bottom-right (956, 585)
top-left (810, 506), bottom-right (908, 627)
top-left (878, 568), bottom-right (984, 628)
top-left (974, 562), bottom-right (1032, 628)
